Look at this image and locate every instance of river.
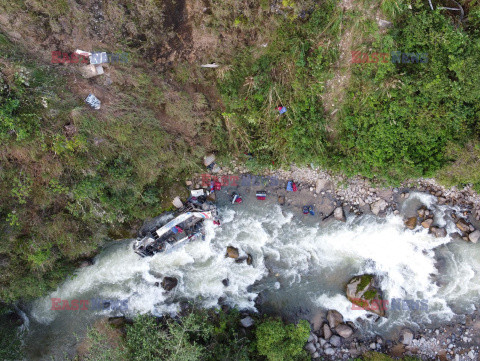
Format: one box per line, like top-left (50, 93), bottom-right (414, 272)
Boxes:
top-left (21, 191), bottom-right (480, 359)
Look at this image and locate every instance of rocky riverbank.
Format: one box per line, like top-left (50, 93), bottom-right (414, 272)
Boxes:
top-left (189, 163), bottom-right (480, 233)
top-left (299, 307), bottom-right (480, 361)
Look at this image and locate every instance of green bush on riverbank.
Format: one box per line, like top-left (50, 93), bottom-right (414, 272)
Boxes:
top-left (77, 309), bottom-right (309, 361)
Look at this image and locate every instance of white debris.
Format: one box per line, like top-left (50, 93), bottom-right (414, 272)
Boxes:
top-left (172, 196), bottom-right (183, 209)
top-left (90, 52), bottom-right (108, 65)
top-left (200, 63), bottom-right (219, 68)
top-left (85, 94), bottom-right (101, 109)
top-left (190, 189), bottom-right (205, 197)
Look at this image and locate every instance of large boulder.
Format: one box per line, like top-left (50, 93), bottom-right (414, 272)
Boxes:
top-left (327, 310), bottom-right (343, 329)
top-left (161, 277), bottom-right (178, 291)
top-left (335, 323), bottom-right (353, 338)
top-left (334, 207), bottom-right (346, 222)
top-left (226, 246), bottom-right (239, 259)
top-left (346, 275), bottom-right (385, 317)
top-left (469, 230), bottom-right (480, 243)
top-left (371, 199), bottom-right (387, 215)
top-left (405, 217), bottom-right (417, 230)
top-left (323, 323), bottom-right (332, 340)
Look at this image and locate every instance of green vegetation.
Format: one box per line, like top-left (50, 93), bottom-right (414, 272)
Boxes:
top-left (362, 289), bottom-right (378, 301)
top-left (333, 1), bottom-right (480, 182)
top-left (219, 0), bottom-right (480, 186)
top-left (356, 275), bottom-right (374, 293)
top-left (0, 306), bottom-right (24, 361)
top-left (256, 318), bottom-right (310, 361)
top-left (0, 22), bottom-right (207, 301)
top-left (217, 0), bottom-right (341, 165)
top-left (77, 308), bottom-right (308, 361)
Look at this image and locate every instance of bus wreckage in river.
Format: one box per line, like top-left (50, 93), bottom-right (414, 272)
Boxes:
top-left (133, 192), bottom-right (217, 257)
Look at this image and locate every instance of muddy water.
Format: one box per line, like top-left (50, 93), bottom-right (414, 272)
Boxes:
top-left (21, 191), bottom-right (480, 360)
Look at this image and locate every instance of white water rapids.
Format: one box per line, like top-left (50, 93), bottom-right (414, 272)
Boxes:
top-left (24, 192), bottom-right (480, 359)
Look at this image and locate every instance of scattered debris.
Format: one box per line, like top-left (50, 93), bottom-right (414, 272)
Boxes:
top-left (200, 63), bottom-right (219, 68)
top-left (80, 64), bottom-right (104, 78)
top-left (277, 105), bottom-right (287, 114)
top-left (172, 196), bottom-right (184, 209)
top-left (256, 191), bottom-right (266, 200)
top-left (90, 51), bottom-right (108, 65)
top-left (85, 93), bottom-right (101, 109)
top-left (286, 180), bottom-right (297, 192)
top-left (190, 189), bottom-right (204, 197)
top-left (231, 192), bottom-right (242, 204)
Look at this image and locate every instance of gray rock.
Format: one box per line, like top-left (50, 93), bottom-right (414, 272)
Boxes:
top-left (417, 206), bottom-right (427, 218)
top-left (319, 338), bottom-right (327, 347)
top-left (327, 310), bottom-right (344, 329)
top-left (305, 342), bottom-right (316, 354)
top-left (316, 179), bottom-right (331, 193)
top-left (371, 199), bottom-right (388, 215)
top-left (468, 230), bottom-right (480, 243)
top-left (430, 226), bottom-right (447, 238)
top-left (203, 154), bottom-right (215, 167)
top-left (336, 324), bottom-right (353, 338)
top-left (240, 316), bottom-right (254, 328)
top-left (329, 335), bottom-right (342, 347)
top-left (346, 275), bottom-right (385, 317)
top-left (334, 207), bottom-right (346, 222)
top-left (370, 342), bottom-right (376, 349)
top-left (377, 18), bottom-right (393, 28)
top-left (323, 323), bottom-right (332, 340)
top-left (324, 348), bottom-right (335, 356)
